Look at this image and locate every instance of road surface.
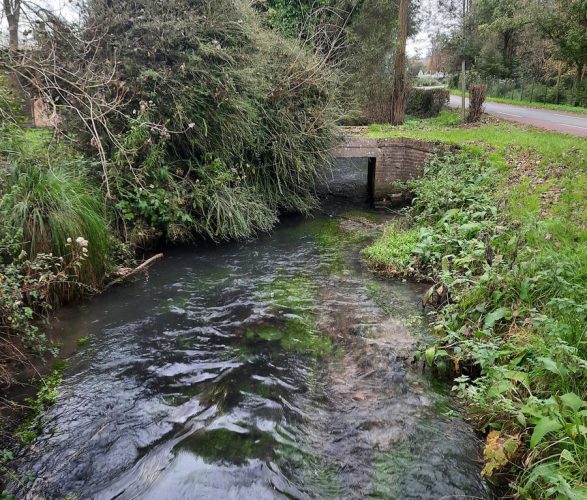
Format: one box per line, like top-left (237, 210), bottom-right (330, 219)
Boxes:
top-left (448, 94), bottom-right (587, 137)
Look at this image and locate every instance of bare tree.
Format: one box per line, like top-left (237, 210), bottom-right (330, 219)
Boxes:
top-left (3, 0), bottom-right (21, 50)
top-left (390, 0), bottom-right (410, 125)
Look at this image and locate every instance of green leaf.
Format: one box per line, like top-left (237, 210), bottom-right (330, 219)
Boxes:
top-left (560, 449), bottom-right (576, 464)
top-left (425, 347), bottom-right (436, 365)
top-left (537, 357), bottom-right (563, 376)
top-left (487, 379), bottom-right (512, 398)
top-left (530, 417), bottom-right (563, 448)
top-left (519, 278), bottom-right (531, 302)
top-left (504, 370), bottom-right (530, 389)
top-left (560, 393), bottom-right (584, 413)
top-left (483, 307), bottom-right (511, 330)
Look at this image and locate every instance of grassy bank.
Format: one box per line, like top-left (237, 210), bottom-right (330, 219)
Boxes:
top-left (362, 110), bottom-right (587, 497)
top-left (449, 89), bottom-right (587, 115)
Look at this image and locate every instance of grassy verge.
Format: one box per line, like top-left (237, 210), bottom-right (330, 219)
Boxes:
top-left (363, 110), bottom-right (587, 497)
top-left (449, 89), bottom-right (587, 115)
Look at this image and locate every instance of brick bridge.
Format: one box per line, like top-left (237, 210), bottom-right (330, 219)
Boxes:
top-left (329, 137), bottom-right (438, 205)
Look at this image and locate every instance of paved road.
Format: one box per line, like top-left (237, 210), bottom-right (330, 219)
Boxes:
top-left (449, 94), bottom-right (587, 137)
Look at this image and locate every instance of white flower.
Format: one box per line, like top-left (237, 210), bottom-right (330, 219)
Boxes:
top-left (76, 237), bottom-right (89, 248)
top-left (67, 237), bottom-right (72, 244)
top-left (188, 123), bottom-right (195, 128)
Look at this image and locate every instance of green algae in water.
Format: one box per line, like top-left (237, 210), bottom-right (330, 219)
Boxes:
top-left (309, 215), bottom-right (377, 274)
top-left (245, 318), bottom-right (333, 357)
top-left (366, 280), bottom-right (426, 331)
top-left (340, 209), bottom-right (381, 222)
top-left (254, 272), bottom-right (333, 357)
top-left (176, 427), bottom-right (344, 497)
top-left (258, 272), bottom-right (317, 314)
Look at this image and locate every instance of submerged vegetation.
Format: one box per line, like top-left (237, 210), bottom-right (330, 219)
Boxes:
top-left (252, 273), bottom-right (333, 357)
top-left (363, 111), bottom-right (587, 497)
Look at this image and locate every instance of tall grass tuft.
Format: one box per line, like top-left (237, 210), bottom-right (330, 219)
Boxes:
top-left (0, 138), bottom-right (110, 287)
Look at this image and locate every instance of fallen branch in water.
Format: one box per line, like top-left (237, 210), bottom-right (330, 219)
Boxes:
top-left (103, 253), bottom-right (164, 291)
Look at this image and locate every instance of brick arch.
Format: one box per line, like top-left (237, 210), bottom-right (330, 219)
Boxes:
top-left (331, 137), bottom-right (440, 205)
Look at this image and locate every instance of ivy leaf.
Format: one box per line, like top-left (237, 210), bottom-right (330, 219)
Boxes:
top-left (530, 417), bottom-right (563, 448)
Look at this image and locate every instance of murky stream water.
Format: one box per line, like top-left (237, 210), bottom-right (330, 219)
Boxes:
top-left (11, 205), bottom-right (489, 499)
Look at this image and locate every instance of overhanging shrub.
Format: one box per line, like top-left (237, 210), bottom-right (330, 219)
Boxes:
top-left (23, 0), bottom-right (341, 243)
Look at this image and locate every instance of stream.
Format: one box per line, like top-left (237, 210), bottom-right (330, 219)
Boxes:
top-left (11, 204), bottom-right (489, 499)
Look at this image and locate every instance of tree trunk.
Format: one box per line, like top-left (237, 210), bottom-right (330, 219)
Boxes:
top-left (390, 0), bottom-right (409, 125)
top-left (3, 0), bottom-right (21, 51)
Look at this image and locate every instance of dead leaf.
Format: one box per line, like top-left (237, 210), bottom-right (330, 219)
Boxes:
top-left (481, 431), bottom-right (520, 477)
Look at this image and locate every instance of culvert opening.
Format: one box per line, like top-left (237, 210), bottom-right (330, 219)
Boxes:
top-left (325, 157), bottom-right (377, 205)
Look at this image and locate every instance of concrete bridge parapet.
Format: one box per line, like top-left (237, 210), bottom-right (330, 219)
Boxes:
top-left (331, 136), bottom-right (439, 205)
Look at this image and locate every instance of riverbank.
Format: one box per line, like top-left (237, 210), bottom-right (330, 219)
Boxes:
top-left (361, 109), bottom-right (587, 497)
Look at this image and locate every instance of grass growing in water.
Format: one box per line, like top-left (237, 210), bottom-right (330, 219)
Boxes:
top-left (362, 223), bottom-right (420, 278)
top-left (361, 113), bottom-right (587, 497)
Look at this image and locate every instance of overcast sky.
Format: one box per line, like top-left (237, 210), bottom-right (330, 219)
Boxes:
top-left (409, 0), bottom-right (461, 58)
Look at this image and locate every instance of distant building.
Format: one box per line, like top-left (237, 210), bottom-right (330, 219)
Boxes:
top-left (417, 70), bottom-right (446, 80)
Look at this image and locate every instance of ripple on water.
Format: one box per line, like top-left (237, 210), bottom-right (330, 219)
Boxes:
top-left (11, 211), bottom-right (490, 499)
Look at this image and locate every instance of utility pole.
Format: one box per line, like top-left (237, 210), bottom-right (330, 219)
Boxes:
top-left (461, 0), bottom-right (466, 122)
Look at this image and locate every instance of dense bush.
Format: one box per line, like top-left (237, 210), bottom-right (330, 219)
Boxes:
top-left (0, 84), bottom-right (108, 388)
top-left (29, 0), bottom-right (340, 244)
top-left (0, 128), bottom-right (109, 285)
top-left (406, 87), bottom-right (449, 118)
